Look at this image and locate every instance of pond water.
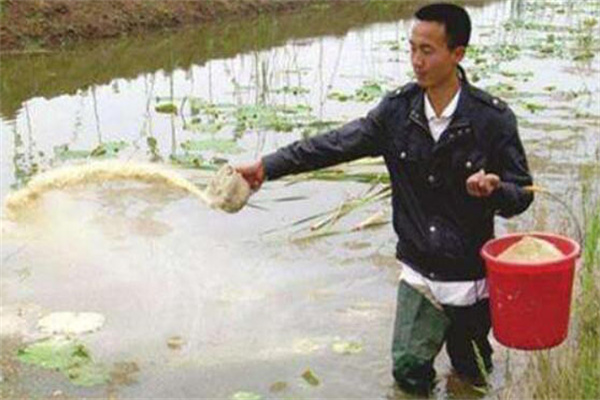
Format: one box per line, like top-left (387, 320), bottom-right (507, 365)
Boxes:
top-left (1, 0), bottom-right (599, 398)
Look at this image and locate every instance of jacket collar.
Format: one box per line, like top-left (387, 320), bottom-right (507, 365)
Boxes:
top-left (424, 88), bottom-right (461, 121)
top-left (407, 79), bottom-right (476, 132)
top-left (407, 87), bottom-right (428, 132)
top-left (449, 83), bottom-right (475, 128)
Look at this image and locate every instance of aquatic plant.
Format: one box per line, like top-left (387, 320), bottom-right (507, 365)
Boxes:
top-left (53, 140), bottom-right (128, 161)
top-left (327, 80), bottom-right (387, 103)
top-left (572, 17), bottom-right (598, 62)
top-left (181, 139), bottom-right (243, 155)
top-left (332, 340), bottom-right (363, 355)
top-left (182, 98), bottom-right (320, 136)
top-left (18, 338), bottom-right (109, 387)
top-left (231, 392), bottom-right (262, 400)
top-left (155, 103), bottom-right (178, 114)
top-left (271, 86), bottom-right (310, 95)
top-left (301, 368), bottom-right (320, 386)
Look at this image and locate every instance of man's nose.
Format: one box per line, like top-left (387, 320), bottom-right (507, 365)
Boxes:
top-left (411, 52), bottom-right (423, 68)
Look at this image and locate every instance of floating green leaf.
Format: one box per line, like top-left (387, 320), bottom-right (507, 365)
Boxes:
top-left (184, 121), bottom-right (226, 134)
top-left (486, 82), bottom-right (516, 96)
top-left (17, 338), bottom-right (109, 387)
top-left (328, 91), bottom-right (352, 102)
top-left (269, 381), bottom-right (288, 393)
top-left (169, 153), bottom-right (206, 169)
top-left (53, 141), bottom-right (128, 161)
top-left (90, 141), bottom-right (128, 158)
top-left (332, 340), bottom-right (363, 355)
top-left (272, 86), bottom-right (310, 95)
top-left (68, 362), bottom-right (110, 387)
top-left (234, 104), bottom-right (300, 133)
top-left (182, 98), bottom-right (319, 135)
top-left (181, 139), bottom-right (242, 154)
top-left (328, 81), bottom-right (386, 103)
top-left (231, 391), bottom-right (263, 400)
top-left (301, 368), bottom-right (320, 386)
top-left (53, 144), bottom-right (91, 161)
top-left (522, 102), bottom-right (547, 114)
top-left (155, 103), bottom-right (178, 114)
top-left (355, 81), bottom-right (385, 102)
top-left (573, 51), bottom-right (594, 61)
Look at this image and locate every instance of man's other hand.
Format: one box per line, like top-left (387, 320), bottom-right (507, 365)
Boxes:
top-left (466, 169), bottom-right (500, 197)
top-left (235, 160), bottom-right (265, 190)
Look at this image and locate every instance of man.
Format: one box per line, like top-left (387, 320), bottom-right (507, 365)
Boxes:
top-left (236, 2), bottom-right (533, 395)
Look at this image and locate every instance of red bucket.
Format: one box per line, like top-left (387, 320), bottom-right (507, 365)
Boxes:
top-left (481, 232), bottom-right (580, 350)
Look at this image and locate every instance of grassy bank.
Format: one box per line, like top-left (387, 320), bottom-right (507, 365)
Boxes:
top-left (0, 0), bottom-right (327, 51)
top-left (504, 196), bottom-right (600, 399)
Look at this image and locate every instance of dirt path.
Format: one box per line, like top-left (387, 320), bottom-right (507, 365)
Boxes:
top-left (0, 0), bottom-right (327, 52)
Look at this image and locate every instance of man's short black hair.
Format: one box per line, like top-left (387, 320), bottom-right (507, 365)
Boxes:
top-left (415, 3), bottom-right (471, 49)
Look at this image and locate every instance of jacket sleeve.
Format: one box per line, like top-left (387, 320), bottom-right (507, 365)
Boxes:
top-left (261, 100), bottom-right (387, 180)
top-left (489, 109), bottom-right (534, 218)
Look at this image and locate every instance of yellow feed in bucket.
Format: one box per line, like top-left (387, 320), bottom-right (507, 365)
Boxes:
top-left (3, 161), bottom-right (250, 220)
top-left (497, 236), bottom-right (563, 263)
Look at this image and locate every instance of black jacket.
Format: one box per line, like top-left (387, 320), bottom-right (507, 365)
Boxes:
top-left (262, 81), bottom-right (533, 281)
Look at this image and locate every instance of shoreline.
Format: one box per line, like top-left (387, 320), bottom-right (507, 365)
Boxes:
top-left (0, 0), bottom-right (330, 52)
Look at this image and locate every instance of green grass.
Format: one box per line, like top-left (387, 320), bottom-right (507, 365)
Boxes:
top-left (509, 200), bottom-right (600, 399)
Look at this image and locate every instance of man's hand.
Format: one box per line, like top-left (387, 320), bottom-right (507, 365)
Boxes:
top-left (235, 160), bottom-right (265, 190)
top-left (466, 169), bottom-right (500, 197)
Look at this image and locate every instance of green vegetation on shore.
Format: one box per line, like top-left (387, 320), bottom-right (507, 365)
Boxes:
top-left (530, 204), bottom-right (599, 399)
top-left (502, 194), bottom-right (600, 399)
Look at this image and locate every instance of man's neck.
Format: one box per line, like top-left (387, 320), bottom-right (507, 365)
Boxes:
top-left (425, 75), bottom-right (461, 117)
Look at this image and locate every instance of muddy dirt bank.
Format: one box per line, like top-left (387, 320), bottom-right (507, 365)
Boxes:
top-left (0, 0), bottom-right (332, 51)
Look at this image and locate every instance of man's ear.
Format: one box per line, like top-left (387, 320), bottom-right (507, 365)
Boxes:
top-left (453, 46), bottom-right (466, 63)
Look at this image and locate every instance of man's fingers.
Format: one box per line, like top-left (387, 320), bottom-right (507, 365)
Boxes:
top-left (466, 169), bottom-right (485, 196)
top-left (246, 175), bottom-right (262, 190)
top-left (466, 179), bottom-right (477, 196)
top-left (467, 183), bottom-right (483, 197)
top-left (466, 171), bottom-right (501, 197)
top-left (466, 182), bottom-right (478, 196)
top-left (478, 179), bottom-right (494, 195)
top-left (466, 170), bottom-right (501, 197)
top-left (482, 174), bottom-right (500, 195)
top-left (235, 160), bottom-right (265, 190)
top-left (488, 174), bottom-right (500, 188)
top-left (249, 179), bottom-right (262, 190)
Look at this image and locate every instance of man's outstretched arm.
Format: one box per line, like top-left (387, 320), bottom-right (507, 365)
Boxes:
top-left (236, 102), bottom-right (386, 188)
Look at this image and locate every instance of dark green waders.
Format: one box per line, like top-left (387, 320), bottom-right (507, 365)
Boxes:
top-left (391, 281), bottom-right (493, 395)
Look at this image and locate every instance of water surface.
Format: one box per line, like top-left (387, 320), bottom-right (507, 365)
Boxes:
top-left (1, 0), bottom-right (599, 398)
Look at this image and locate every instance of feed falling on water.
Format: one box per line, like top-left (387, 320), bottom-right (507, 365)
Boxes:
top-left (3, 161), bottom-right (251, 220)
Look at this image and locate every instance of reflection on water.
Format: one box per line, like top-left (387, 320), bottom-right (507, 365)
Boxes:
top-left (1, 0), bottom-right (599, 398)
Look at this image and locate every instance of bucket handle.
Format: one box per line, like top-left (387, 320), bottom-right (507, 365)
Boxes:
top-left (524, 185), bottom-right (584, 252)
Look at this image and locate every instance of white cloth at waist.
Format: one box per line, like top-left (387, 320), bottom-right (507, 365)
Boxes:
top-left (400, 263), bottom-right (488, 307)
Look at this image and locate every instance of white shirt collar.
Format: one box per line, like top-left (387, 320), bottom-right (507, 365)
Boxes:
top-left (424, 88), bottom-right (461, 121)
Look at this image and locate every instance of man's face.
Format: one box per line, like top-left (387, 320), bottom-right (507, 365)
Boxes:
top-left (409, 20), bottom-right (465, 89)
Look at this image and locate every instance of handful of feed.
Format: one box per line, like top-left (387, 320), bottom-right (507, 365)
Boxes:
top-left (204, 164), bottom-right (251, 213)
top-left (3, 161), bottom-right (251, 220)
top-left (497, 235), bottom-right (563, 263)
